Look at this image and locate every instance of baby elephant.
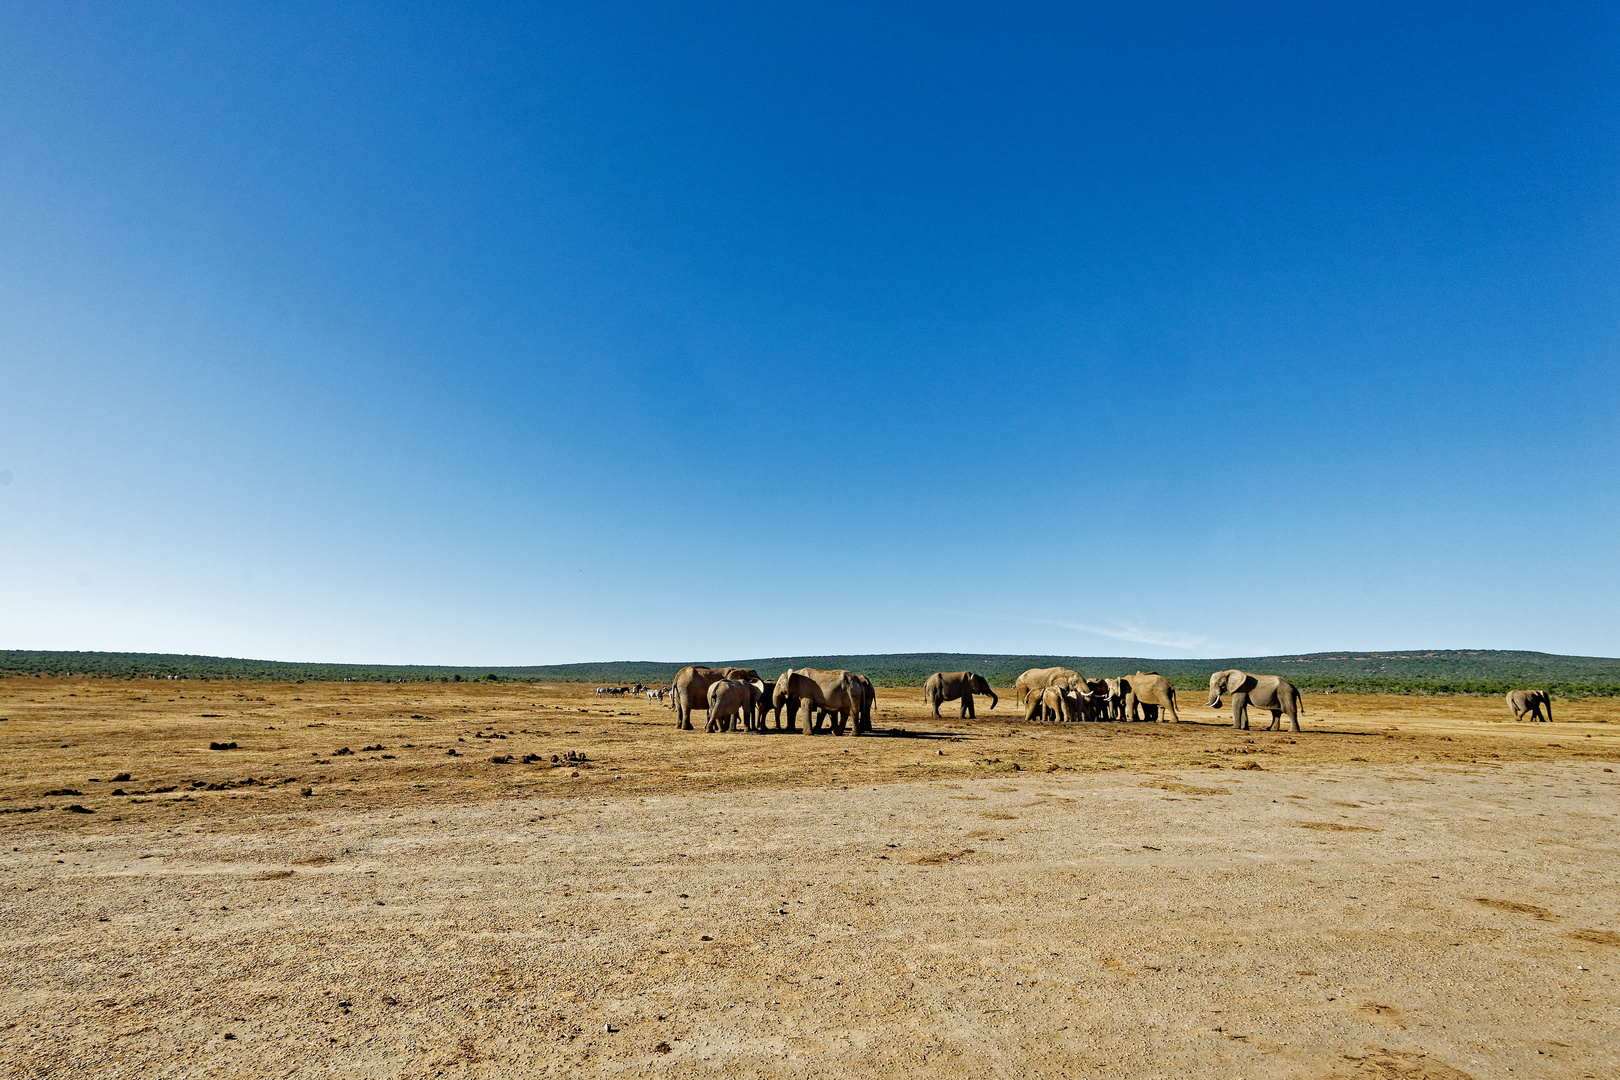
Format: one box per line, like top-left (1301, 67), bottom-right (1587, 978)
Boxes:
top-left (705, 678), bottom-right (759, 733)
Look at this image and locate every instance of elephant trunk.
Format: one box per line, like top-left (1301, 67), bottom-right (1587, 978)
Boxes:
top-left (1544, 695), bottom-right (1552, 722)
top-left (986, 688), bottom-right (998, 710)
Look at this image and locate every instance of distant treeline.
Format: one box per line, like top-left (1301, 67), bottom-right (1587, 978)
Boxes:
top-left (2, 649), bottom-right (1618, 697)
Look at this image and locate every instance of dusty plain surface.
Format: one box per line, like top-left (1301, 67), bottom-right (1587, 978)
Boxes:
top-left (0, 678), bottom-right (1617, 1078)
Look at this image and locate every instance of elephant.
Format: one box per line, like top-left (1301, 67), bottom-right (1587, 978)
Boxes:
top-left (771, 674), bottom-right (803, 732)
top-left (1013, 667), bottom-right (1085, 712)
top-left (1506, 689), bottom-right (1552, 723)
top-left (777, 669), bottom-right (865, 735)
top-left (672, 665), bottom-right (762, 730)
top-left (1078, 679), bottom-right (1110, 722)
top-left (850, 673), bottom-right (876, 734)
top-left (1120, 672), bottom-right (1179, 723)
top-left (1104, 678), bottom-right (1126, 721)
top-left (746, 677), bottom-right (785, 730)
top-left (923, 671), bottom-right (998, 718)
top-left (1207, 670), bottom-right (1303, 732)
top-left (1030, 689), bottom-right (1082, 722)
top-left (705, 678), bottom-right (757, 733)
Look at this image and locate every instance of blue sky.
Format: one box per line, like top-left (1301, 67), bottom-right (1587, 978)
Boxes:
top-left (1, 1), bottom-right (1615, 664)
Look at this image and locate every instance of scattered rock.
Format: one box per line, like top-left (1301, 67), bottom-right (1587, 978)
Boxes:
top-left (655, 1042), bottom-right (672, 1054)
top-left (332, 747), bottom-right (353, 756)
top-left (42, 789), bottom-right (83, 797)
top-left (111, 773), bottom-right (131, 782)
top-left (490, 755), bottom-right (512, 764)
top-left (446, 749), bottom-right (459, 757)
top-left (65, 804), bottom-right (95, 814)
top-left (361, 744), bottom-right (384, 752)
top-left (300, 788), bottom-right (313, 797)
top-left (209, 742), bottom-right (238, 751)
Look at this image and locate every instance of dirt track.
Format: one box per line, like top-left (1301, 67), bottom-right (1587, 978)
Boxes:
top-left (1, 680), bottom-right (1616, 1077)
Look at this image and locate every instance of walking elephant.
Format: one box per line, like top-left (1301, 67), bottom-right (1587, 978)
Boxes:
top-left (923, 671), bottom-right (998, 718)
top-left (1505, 689), bottom-right (1552, 723)
top-left (1207, 670), bottom-right (1303, 732)
top-left (1121, 672), bottom-right (1179, 723)
top-left (673, 665), bottom-right (762, 730)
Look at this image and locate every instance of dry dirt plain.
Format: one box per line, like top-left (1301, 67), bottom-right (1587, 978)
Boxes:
top-left (0, 678), bottom-right (1617, 1078)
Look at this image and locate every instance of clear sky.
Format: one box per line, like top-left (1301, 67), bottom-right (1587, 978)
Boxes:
top-left (1, 2), bottom-right (1615, 664)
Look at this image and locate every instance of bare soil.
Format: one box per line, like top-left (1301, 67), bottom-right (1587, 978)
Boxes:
top-left (1, 679), bottom-right (1616, 1077)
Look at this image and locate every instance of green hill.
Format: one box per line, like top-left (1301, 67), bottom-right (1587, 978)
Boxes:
top-left (2, 648), bottom-right (1616, 696)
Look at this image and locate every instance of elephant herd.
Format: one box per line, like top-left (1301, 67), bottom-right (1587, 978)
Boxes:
top-left (663, 664), bottom-right (1564, 736)
top-left (672, 665), bottom-right (875, 735)
top-left (940, 666), bottom-right (1305, 732)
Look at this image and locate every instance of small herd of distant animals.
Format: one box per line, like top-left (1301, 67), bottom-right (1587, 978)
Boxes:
top-left (586, 667), bottom-right (1560, 734)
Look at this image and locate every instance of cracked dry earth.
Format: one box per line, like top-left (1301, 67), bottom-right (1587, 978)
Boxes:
top-left (3, 765), bottom-right (1619, 1077)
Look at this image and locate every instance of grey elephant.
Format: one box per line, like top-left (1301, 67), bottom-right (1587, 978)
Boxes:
top-left (923, 671), bottom-right (998, 718)
top-left (1104, 678), bottom-right (1125, 720)
top-left (673, 665), bottom-right (762, 730)
top-left (706, 678), bottom-right (757, 733)
top-left (1207, 670), bottom-right (1303, 732)
top-left (1120, 672), bottom-right (1180, 723)
top-left (1039, 685), bottom-right (1083, 722)
top-left (1079, 679), bottom-right (1110, 721)
top-left (1013, 667), bottom-right (1086, 715)
top-left (1505, 689), bottom-right (1552, 722)
top-left (777, 669), bottom-right (864, 735)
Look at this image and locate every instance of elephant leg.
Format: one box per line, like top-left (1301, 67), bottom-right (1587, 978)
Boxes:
top-left (1288, 709), bottom-right (1301, 733)
top-left (962, 695), bottom-right (975, 720)
top-left (1266, 711), bottom-right (1281, 731)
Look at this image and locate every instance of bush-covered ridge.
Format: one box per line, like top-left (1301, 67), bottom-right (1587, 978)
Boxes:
top-left (1, 648), bottom-right (1617, 696)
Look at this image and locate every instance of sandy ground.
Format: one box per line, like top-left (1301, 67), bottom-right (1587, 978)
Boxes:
top-left (0, 679), bottom-right (1617, 1077)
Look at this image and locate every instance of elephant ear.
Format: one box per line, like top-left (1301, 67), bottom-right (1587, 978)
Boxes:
top-left (1225, 671), bottom-right (1249, 694)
